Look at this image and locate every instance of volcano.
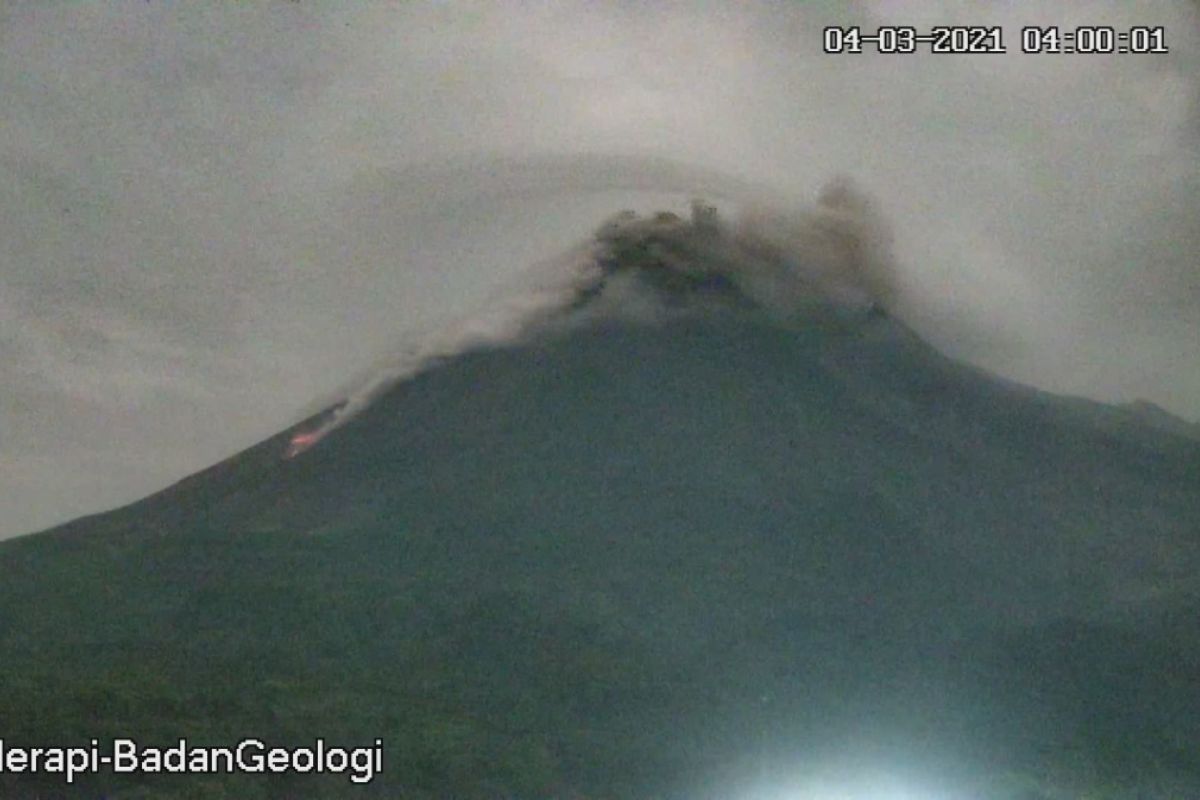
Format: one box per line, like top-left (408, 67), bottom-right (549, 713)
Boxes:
top-left (1, 202), bottom-right (1198, 799)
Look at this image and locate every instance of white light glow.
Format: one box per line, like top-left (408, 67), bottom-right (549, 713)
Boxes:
top-left (728, 755), bottom-right (961, 800)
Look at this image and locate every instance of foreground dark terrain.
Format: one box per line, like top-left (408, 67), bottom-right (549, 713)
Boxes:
top-left (1, 212), bottom-right (1198, 799)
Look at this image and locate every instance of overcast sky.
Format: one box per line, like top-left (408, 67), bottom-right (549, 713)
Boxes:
top-left (2, 1), bottom-right (1197, 539)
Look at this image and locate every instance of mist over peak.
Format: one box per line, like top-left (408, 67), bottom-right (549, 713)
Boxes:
top-left (3, 4), bottom-right (1199, 796)
top-left (4, 1), bottom-right (1198, 539)
top-left (22, 232), bottom-right (1192, 797)
top-left (5, 170), bottom-right (1199, 798)
top-left (286, 178), bottom-right (902, 457)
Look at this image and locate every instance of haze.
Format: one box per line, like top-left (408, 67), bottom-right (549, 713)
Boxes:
top-left (1, 1), bottom-right (1197, 538)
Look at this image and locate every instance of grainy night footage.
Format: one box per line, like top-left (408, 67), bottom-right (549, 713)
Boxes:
top-left (1, 3), bottom-right (1197, 798)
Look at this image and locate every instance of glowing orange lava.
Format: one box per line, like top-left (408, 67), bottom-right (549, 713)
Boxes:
top-left (285, 429), bottom-right (322, 459)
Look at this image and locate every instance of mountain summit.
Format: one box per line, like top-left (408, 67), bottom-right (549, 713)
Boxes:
top-left (2, 200), bottom-right (1198, 799)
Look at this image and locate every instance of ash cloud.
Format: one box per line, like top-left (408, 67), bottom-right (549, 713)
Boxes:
top-left (285, 177), bottom-right (904, 455)
top-left (1, 1), bottom-right (1198, 536)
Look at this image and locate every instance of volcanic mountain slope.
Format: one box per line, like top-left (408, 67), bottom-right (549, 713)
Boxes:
top-left (1, 206), bottom-right (1198, 799)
